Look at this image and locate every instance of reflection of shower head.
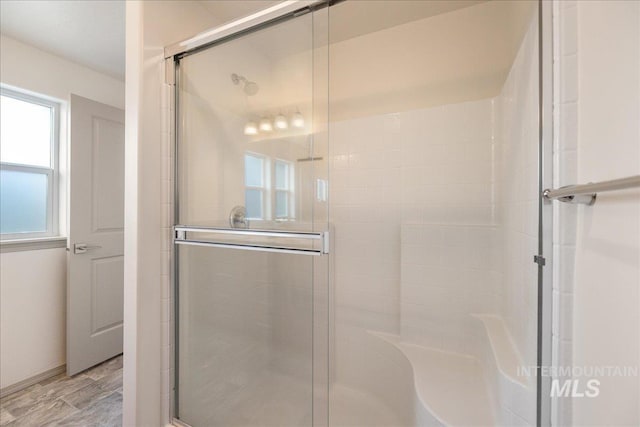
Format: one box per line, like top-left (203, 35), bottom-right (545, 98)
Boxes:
top-left (231, 73), bottom-right (259, 96)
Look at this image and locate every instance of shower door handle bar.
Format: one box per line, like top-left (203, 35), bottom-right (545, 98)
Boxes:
top-left (174, 240), bottom-right (323, 256)
top-left (174, 226), bottom-right (325, 240)
top-left (543, 174), bottom-right (640, 205)
top-left (173, 226), bottom-right (329, 255)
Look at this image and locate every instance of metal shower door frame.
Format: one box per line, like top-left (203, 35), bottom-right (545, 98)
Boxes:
top-left (538, 0), bottom-right (554, 425)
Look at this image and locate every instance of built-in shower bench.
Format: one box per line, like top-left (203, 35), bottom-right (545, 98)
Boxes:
top-left (473, 314), bottom-right (536, 425)
top-left (369, 331), bottom-right (495, 427)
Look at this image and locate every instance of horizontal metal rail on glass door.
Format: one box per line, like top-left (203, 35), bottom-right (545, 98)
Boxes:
top-left (173, 226), bottom-right (329, 256)
top-left (543, 174), bottom-right (640, 205)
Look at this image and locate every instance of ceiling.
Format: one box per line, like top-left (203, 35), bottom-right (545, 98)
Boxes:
top-left (328, 0), bottom-right (536, 120)
top-left (199, 1), bottom-right (280, 24)
top-left (329, 0), bottom-right (487, 43)
top-left (0, 0), bottom-right (534, 115)
top-left (0, 0), bottom-right (126, 80)
top-left (0, 0), bottom-right (485, 82)
top-left (179, 0), bottom-right (535, 121)
top-left (0, 0), bottom-right (284, 81)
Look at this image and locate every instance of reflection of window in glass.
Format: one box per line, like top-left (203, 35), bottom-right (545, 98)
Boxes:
top-left (244, 153), bottom-right (295, 221)
top-left (274, 160), bottom-right (294, 219)
top-left (0, 89), bottom-right (59, 239)
top-left (244, 153), bottom-right (267, 219)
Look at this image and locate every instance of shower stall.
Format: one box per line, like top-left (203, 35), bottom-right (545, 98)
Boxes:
top-left (166, 1), bottom-right (551, 426)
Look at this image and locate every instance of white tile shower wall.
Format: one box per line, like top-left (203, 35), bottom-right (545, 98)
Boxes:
top-left (398, 10), bottom-right (539, 424)
top-left (395, 99), bottom-right (500, 356)
top-left (330, 115), bottom-right (402, 337)
top-left (400, 223), bottom-right (501, 354)
top-left (331, 68), bottom-right (539, 424)
top-left (496, 12), bottom-right (540, 372)
top-left (331, 115), bottom-right (400, 390)
top-left (551, 1), bottom-right (578, 425)
top-left (330, 98), bottom-right (498, 387)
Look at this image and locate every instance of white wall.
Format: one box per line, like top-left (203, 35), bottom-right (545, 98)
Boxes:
top-left (0, 34), bottom-right (124, 391)
top-left (571, 1), bottom-right (640, 425)
top-left (0, 34), bottom-right (124, 109)
top-left (552, 2), bottom-right (640, 425)
top-left (0, 249), bottom-right (66, 389)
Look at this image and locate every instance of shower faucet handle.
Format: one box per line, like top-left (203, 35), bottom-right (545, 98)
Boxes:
top-left (229, 205), bottom-right (249, 229)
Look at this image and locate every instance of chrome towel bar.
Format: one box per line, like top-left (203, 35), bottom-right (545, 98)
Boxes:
top-left (173, 225), bottom-right (329, 255)
top-left (543, 175), bottom-right (640, 205)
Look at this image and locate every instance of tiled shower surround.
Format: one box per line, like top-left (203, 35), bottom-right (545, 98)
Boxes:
top-left (330, 15), bottom-right (539, 425)
top-left (331, 97), bottom-right (497, 345)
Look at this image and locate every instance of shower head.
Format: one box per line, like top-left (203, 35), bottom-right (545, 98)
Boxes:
top-left (231, 73), bottom-right (259, 96)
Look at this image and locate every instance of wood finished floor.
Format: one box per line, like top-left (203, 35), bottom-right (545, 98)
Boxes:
top-left (0, 355), bottom-right (123, 427)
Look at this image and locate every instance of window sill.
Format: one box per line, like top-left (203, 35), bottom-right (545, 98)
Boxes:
top-left (0, 236), bottom-right (67, 253)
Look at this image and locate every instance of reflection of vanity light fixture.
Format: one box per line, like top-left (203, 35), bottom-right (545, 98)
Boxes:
top-left (259, 117), bottom-right (273, 132)
top-left (274, 113), bottom-right (288, 130)
top-left (291, 110), bottom-right (304, 128)
top-left (245, 111), bottom-right (304, 136)
top-left (244, 121), bottom-right (258, 135)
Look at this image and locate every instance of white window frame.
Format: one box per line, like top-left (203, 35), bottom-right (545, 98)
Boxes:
top-left (273, 158), bottom-right (295, 220)
top-left (0, 87), bottom-right (60, 241)
top-left (244, 152), bottom-right (270, 220)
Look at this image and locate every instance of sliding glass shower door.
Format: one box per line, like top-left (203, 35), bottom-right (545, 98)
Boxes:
top-left (170, 1), bottom-right (549, 426)
top-left (173, 7), bottom-right (329, 427)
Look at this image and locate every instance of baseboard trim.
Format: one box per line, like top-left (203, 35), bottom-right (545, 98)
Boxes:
top-left (0, 365), bottom-right (66, 398)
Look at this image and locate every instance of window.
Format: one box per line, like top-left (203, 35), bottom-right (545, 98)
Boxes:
top-left (274, 160), bottom-right (294, 219)
top-left (244, 153), bottom-right (267, 220)
top-left (244, 153), bottom-right (295, 221)
top-left (0, 88), bottom-right (60, 239)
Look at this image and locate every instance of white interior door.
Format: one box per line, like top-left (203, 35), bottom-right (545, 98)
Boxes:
top-left (67, 94), bottom-right (125, 375)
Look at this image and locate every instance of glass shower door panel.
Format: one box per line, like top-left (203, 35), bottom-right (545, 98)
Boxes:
top-left (177, 11), bottom-right (321, 233)
top-left (178, 245), bottom-right (314, 426)
top-left (175, 7), bottom-right (329, 427)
